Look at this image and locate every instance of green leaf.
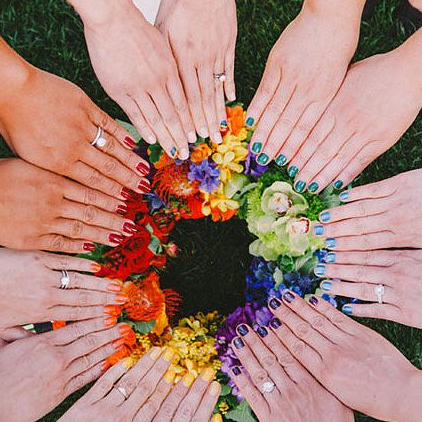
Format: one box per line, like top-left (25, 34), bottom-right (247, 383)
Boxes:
top-left (226, 401), bottom-right (257, 422)
top-left (219, 384), bottom-right (232, 396)
top-left (148, 142), bottom-right (164, 164)
top-left (148, 235), bottom-right (162, 254)
top-left (129, 320), bottom-right (156, 334)
top-left (116, 119), bottom-right (142, 142)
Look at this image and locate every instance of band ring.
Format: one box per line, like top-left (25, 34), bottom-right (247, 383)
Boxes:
top-left (115, 385), bottom-right (128, 400)
top-left (213, 73), bottom-right (227, 83)
top-left (91, 126), bottom-right (107, 148)
top-left (375, 284), bottom-right (385, 304)
top-left (260, 380), bottom-right (275, 394)
top-left (60, 270), bottom-right (70, 290)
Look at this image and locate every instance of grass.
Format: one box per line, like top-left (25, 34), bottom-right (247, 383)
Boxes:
top-left (1, 0), bottom-right (422, 421)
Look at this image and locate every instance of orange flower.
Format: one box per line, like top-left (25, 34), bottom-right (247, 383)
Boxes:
top-left (152, 150), bottom-right (172, 170)
top-left (107, 345), bottom-right (131, 366)
top-left (226, 106), bottom-right (245, 136)
top-left (190, 143), bottom-right (212, 164)
top-left (211, 207), bottom-right (237, 222)
top-left (123, 328), bottom-right (138, 348)
top-left (52, 320), bottom-right (66, 330)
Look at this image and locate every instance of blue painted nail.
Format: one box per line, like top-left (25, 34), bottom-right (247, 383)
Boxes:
top-left (321, 281), bottom-right (332, 292)
top-left (237, 324), bottom-right (249, 336)
top-left (257, 153), bottom-right (269, 165)
top-left (257, 326), bottom-right (269, 338)
top-left (170, 147), bottom-right (178, 158)
top-left (234, 337), bottom-right (245, 349)
top-left (309, 296), bottom-right (319, 306)
top-left (314, 225), bottom-right (325, 236)
top-left (275, 154), bottom-right (287, 166)
top-left (251, 142), bottom-right (262, 154)
top-left (288, 166), bottom-right (298, 178)
top-left (283, 291), bottom-right (295, 303)
top-left (314, 264), bottom-right (326, 277)
top-left (333, 180), bottom-right (343, 190)
top-left (325, 238), bottom-right (337, 248)
top-left (246, 117), bottom-right (255, 127)
top-left (326, 252), bottom-right (336, 263)
top-left (308, 182), bottom-right (319, 193)
top-left (294, 180), bottom-right (306, 193)
top-left (319, 211), bottom-right (331, 223)
top-left (270, 318), bottom-right (282, 329)
top-left (269, 297), bottom-right (281, 310)
top-left (342, 305), bottom-right (353, 315)
top-left (339, 191), bottom-right (349, 201)
top-left (221, 120), bottom-right (228, 126)
top-left (232, 366), bottom-right (242, 376)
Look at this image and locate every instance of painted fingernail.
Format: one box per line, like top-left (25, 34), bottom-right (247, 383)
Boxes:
top-left (269, 297), bottom-right (282, 310)
top-left (257, 153), bottom-right (269, 165)
top-left (233, 337), bottom-right (245, 349)
top-left (138, 180), bottom-right (151, 193)
top-left (232, 366), bottom-right (241, 376)
top-left (108, 233), bottom-right (124, 245)
top-left (104, 316), bottom-right (117, 327)
top-left (270, 318), bottom-right (282, 329)
top-left (314, 264), bottom-right (326, 277)
top-left (179, 147), bottom-right (190, 160)
top-left (199, 127), bottom-right (209, 138)
top-left (101, 361), bottom-right (111, 371)
top-left (342, 305), bottom-right (353, 315)
top-left (246, 117), bottom-right (255, 127)
top-left (209, 381), bottom-right (221, 397)
top-left (164, 370), bottom-right (176, 384)
top-left (212, 414), bottom-right (223, 422)
top-left (294, 180), bottom-right (306, 193)
top-left (314, 225), bottom-right (325, 236)
top-left (326, 252), bottom-right (336, 263)
top-left (115, 204), bottom-right (127, 216)
top-left (212, 132), bottom-right (223, 144)
top-left (123, 222), bottom-right (138, 235)
top-left (333, 180), bottom-right (343, 190)
top-left (150, 347), bottom-right (162, 361)
top-left (112, 338), bottom-right (125, 350)
top-left (83, 242), bottom-right (96, 252)
top-left (201, 368), bottom-right (215, 382)
top-left (339, 191), bottom-right (349, 201)
top-left (188, 131), bottom-right (197, 143)
top-left (183, 373), bottom-right (195, 387)
top-left (163, 347), bottom-right (175, 362)
top-left (170, 146), bottom-right (178, 158)
top-left (147, 135), bottom-right (157, 145)
top-left (123, 136), bottom-right (136, 149)
top-left (237, 324), bottom-right (249, 336)
top-left (321, 281), bottom-right (332, 292)
top-left (275, 154), bottom-right (287, 166)
top-left (220, 120), bottom-right (228, 128)
top-left (116, 294), bottom-right (128, 305)
top-left (104, 305), bottom-right (118, 315)
top-left (288, 166), bottom-right (298, 178)
top-left (283, 291), bottom-right (295, 303)
top-left (107, 281), bottom-right (121, 292)
top-left (319, 211), bottom-right (331, 223)
top-left (325, 238), bottom-right (337, 248)
top-left (90, 263), bottom-right (102, 272)
top-left (308, 182), bottom-right (319, 193)
top-left (309, 296), bottom-right (319, 306)
top-left (136, 161), bottom-right (150, 176)
top-left (257, 326), bottom-right (268, 338)
top-left (251, 142), bottom-right (262, 154)
top-left (121, 187), bottom-right (135, 200)
top-left (119, 324), bottom-right (132, 335)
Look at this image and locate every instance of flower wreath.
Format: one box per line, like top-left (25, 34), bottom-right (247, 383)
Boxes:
top-left (55, 105), bottom-right (356, 421)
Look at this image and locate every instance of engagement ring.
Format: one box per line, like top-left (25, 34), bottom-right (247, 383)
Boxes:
top-left (91, 126), bottom-right (107, 148)
top-left (60, 270), bottom-right (70, 289)
top-left (375, 284), bottom-right (385, 304)
top-left (260, 380), bottom-right (275, 394)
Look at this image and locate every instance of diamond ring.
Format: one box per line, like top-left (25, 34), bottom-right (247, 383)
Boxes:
top-left (260, 380), bottom-right (276, 394)
top-left (375, 284), bottom-right (385, 304)
top-left (91, 126), bottom-right (107, 148)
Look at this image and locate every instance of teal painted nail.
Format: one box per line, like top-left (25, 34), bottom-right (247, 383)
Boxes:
top-left (321, 281), bottom-right (332, 292)
top-left (325, 238), bottom-right (336, 248)
top-left (257, 153), bottom-right (269, 165)
top-left (333, 180), bottom-right (343, 190)
top-left (319, 211), bottom-right (331, 223)
top-left (342, 305), bottom-right (353, 315)
top-left (294, 180), bottom-right (306, 193)
top-left (246, 117), bottom-right (255, 127)
top-left (251, 142), bottom-right (262, 154)
top-left (326, 252), bottom-right (336, 263)
top-left (314, 264), bottom-right (326, 277)
top-left (314, 225), bottom-right (324, 236)
top-left (308, 182), bottom-right (319, 193)
top-left (288, 166), bottom-right (298, 178)
top-left (339, 191), bottom-right (349, 201)
top-left (170, 146), bottom-right (178, 157)
top-left (220, 120), bottom-right (228, 127)
top-left (275, 154), bottom-right (287, 166)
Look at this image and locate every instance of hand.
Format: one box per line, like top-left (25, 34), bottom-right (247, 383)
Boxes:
top-left (0, 46), bottom-right (150, 198)
top-left (76, 0), bottom-right (195, 160)
top-left (60, 348), bottom-right (221, 422)
top-left (156, 0), bottom-right (237, 144)
top-left (248, 0), bottom-right (362, 168)
top-left (230, 323), bottom-right (353, 422)
top-left (267, 291), bottom-right (422, 422)
top-left (0, 159), bottom-right (138, 253)
top-left (0, 318), bottom-right (129, 422)
top-left (313, 169), bottom-right (422, 250)
top-left (0, 249), bottom-right (128, 330)
top-left (289, 33), bottom-right (422, 194)
top-left (0, 327), bottom-right (35, 349)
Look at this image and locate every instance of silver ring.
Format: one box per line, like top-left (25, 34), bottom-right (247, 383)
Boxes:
top-left (115, 385), bottom-right (128, 399)
top-left (60, 270), bottom-right (70, 289)
top-left (91, 126), bottom-right (107, 148)
top-left (375, 284), bottom-right (385, 304)
top-left (213, 73), bottom-right (227, 83)
top-left (260, 380), bottom-right (275, 394)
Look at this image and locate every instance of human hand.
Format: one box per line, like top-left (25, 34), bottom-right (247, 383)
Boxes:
top-left (268, 292), bottom-right (422, 422)
top-left (0, 159), bottom-right (138, 253)
top-left (0, 249), bottom-right (128, 330)
top-left (231, 323), bottom-right (353, 422)
top-left (60, 348), bottom-right (221, 422)
top-left (156, 0), bottom-right (237, 144)
top-left (0, 318), bottom-right (129, 422)
top-left (248, 0), bottom-right (362, 169)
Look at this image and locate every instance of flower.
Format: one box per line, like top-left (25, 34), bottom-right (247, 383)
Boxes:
top-left (202, 185), bottom-right (239, 222)
top-left (245, 257), bottom-right (277, 305)
top-left (244, 143), bottom-right (268, 178)
top-left (166, 242), bottom-right (178, 258)
top-left (188, 159), bottom-right (221, 193)
top-left (226, 106), bottom-right (246, 136)
top-left (190, 143), bottom-right (212, 164)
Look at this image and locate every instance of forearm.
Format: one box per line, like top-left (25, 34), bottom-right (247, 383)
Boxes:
top-left (303, 0), bottom-right (366, 21)
top-left (396, 368), bottom-right (422, 422)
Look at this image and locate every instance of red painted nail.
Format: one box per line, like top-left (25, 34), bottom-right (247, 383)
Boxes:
top-left (119, 324), bottom-right (132, 335)
top-left (123, 222), bottom-right (138, 235)
top-left (138, 180), bottom-right (151, 193)
top-left (113, 338), bottom-right (125, 350)
top-left (123, 136), bottom-right (136, 149)
top-left (136, 162), bottom-right (150, 176)
top-left (107, 282), bottom-right (121, 292)
top-left (115, 204), bottom-right (127, 216)
top-left (83, 243), bottom-right (96, 252)
top-left (108, 233), bottom-right (124, 245)
top-left (104, 316), bottom-right (117, 327)
top-left (121, 187), bottom-right (135, 200)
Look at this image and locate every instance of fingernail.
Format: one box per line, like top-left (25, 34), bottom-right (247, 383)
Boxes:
top-left (233, 337), bottom-right (245, 349)
top-left (123, 222), bottom-right (138, 235)
top-left (326, 252), bottom-right (336, 263)
top-left (115, 204), bottom-right (127, 216)
top-left (104, 305), bottom-right (118, 315)
top-left (237, 324), bottom-right (249, 336)
top-left (119, 324), bottom-right (132, 335)
top-left (116, 294), bottom-right (128, 305)
top-left (104, 316), bottom-right (117, 327)
top-left (213, 132), bottom-right (223, 145)
top-left (309, 296), bottom-right (319, 306)
top-left (83, 242), bottom-right (96, 252)
top-left (245, 117), bottom-right (255, 127)
top-left (188, 131), bottom-right (197, 143)
top-left (212, 414), bottom-right (223, 422)
top-left (179, 147), bottom-right (190, 160)
top-left (270, 317), bottom-right (282, 329)
top-left (112, 338), bottom-right (125, 350)
top-left (183, 373), bottom-right (195, 387)
top-left (232, 366), bottom-right (241, 376)
top-left (325, 238), bottom-right (337, 248)
top-left (150, 347), bottom-right (162, 361)
top-left (164, 370), bottom-right (176, 384)
top-left (201, 368), bottom-right (215, 382)
top-left (269, 297), bottom-right (281, 310)
top-left (314, 264), bottom-right (326, 277)
top-left (107, 281), bottom-right (121, 292)
top-left (339, 191), bottom-right (349, 201)
top-left (147, 135), bottom-right (157, 145)
top-left (294, 180), bottom-right (306, 193)
top-left (342, 305), bottom-right (353, 315)
top-left (123, 136), bottom-right (136, 149)
top-left (257, 326), bottom-right (268, 338)
top-left (333, 180), bottom-right (343, 190)
top-left (136, 162), bottom-right (150, 176)
top-left (209, 381), bottom-right (221, 397)
top-left (321, 281), bottom-right (332, 292)
top-left (101, 361), bottom-right (111, 371)
top-left (228, 91), bottom-right (236, 101)
top-left (199, 127), bottom-right (209, 138)
top-left (108, 233), bottom-right (124, 245)
top-left (257, 153), bottom-right (269, 165)
top-left (170, 146), bottom-right (178, 158)
top-left (121, 187), bottom-right (135, 200)
top-left (163, 347), bottom-right (175, 362)
top-left (138, 180), bottom-right (151, 193)
top-left (251, 142), bottom-right (262, 154)
top-left (308, 182), bottom-right (319, 193)
top-left (220, 120), bottom-right (228, 128)
top-left (314, 225), bottom-right (325, 236)
top-left (90, 263), bottom-right (101, 272)
top-left (275, 154), bottom-right (287, 166)
top-left (319, 211), bottom-right (331, 223)
top-left (288, 166), bottom-right (298, 178)
top-left (283, 291), bottom-right (295, 303)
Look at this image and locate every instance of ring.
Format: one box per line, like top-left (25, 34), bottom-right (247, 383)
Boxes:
top-left (375, 284), bottom-right (385, 304)
top-left (91, 126), bottom-right (107, 148)
top-left (260, 380), bottom-right (275, 394)
top-left (213, 73), bottom-right (227, 83)
top-left (115, 385), bottom-right (128, 400)
top-left (60, 270), bottom-right (70, 290)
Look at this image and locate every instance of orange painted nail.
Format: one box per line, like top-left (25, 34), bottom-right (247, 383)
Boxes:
top-left (91, 263), bottom-right (102, 272)
top-left (104, 316), bottom-right (117, 327)
top-left (104, 305), bottom-right (117, 316)
top-left (116, 294), bottom-right (128, 305)
top-left (101, 361), bottom-right (111, 372)
top-left (107, 282), bottom-right (121, 292)
top-left (113, 338), bottom-right (125, 350)
top-left (119, 324), bottom-right (132, 335)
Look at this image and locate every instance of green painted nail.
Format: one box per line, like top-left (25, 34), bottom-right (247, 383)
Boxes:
top-left (257, 153), bottom-right (269, 165)
top-left (333, 180), bottom-right (343, 190)
top-left (308, 182), bottom-right (319, 193)
top-left (275, 154), bottom-right (287, 166)
top-left (288, 166), bottom-right (298, 178)
top-left (246, 117), bottom-right (255, 127)
top-left (295, 180), bottom-right (306, 193)
top-left (251, 142), bottom-right (262, 154)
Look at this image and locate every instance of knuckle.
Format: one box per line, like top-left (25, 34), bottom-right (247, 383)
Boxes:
top-left (70, 321), bottom-right (86, 339)
top-left (296, 322), bottom-right (310, 338)
top-left (179, 404), bottom-right (194, 418)
top-left (266, 102), bottom-right (280, 116)
top-left (311, 316), bottom-right (325, 329)
top-left (292, 340), bottom-right (306, 356)
top-left (137, 381), bottom-right (153, 397)
top-left (356, 265), bottom-right (367, 283)
top-left (121, 376), bottom-right (138, 392)
top-left (147, 113), bottom-right (161, 127)
top-left (361, 283), bottom-right (373, 299)
top-left (77, 290), bottom-right (91, 305)
top-left (71, 220), bottom-right (85, 238)
top-left (252, 369), bottom-right (268, 384)
top-left (143, 400), bottom-right (158, 416)
top-left (49, 235), bottom-right (67, 252)
top-left (277, 351), bottom-right (295, 365)
top-left (160, 403), bottom-right (175, 417)
top-left (261, 354), bottom-right (278, 369)
top-left (83, 205), bottom-right (99, 224)
top-left (102, 159), bottom-right (118, 175)
top-left (81, 354), bottom-right (94, 370)
top-left (88, 169), bottom-right (103, 186)
top-left (73, 373), bottom-right (87, 390)
top-left (84, 333), bottom-right (100, 349)
top-left (83, 187), bottom-right (98, 205)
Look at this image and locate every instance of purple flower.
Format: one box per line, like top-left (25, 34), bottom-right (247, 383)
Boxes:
top-left (244, 143), bottom-right (268, 177)
top-left (188, 159), bottom-right (221, 193)
top-left (245, 257), bottom-right (277, 305)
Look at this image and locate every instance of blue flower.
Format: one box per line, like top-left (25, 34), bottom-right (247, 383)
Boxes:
top-left (245, 257), bottom-right (277, 305)
top-left (188, 159), bottom-right (221, 193)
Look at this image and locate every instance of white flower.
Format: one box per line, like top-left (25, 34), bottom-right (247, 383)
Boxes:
top-left (288, 218), bottom-right (310, 235)
top-left (267, 192), bottom-right (292, 216)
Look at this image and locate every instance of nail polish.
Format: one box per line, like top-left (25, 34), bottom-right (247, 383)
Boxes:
top-left (90, 263), bottom-right (102, 272)
top-left (108, 233), bottom-right (124, 245)
top-left (326, 252), bottom-right (336, 263)
top-left (104, 305), bottom-right (118, 315)
top-left (138, 180), bottom-right (151, 193)
top-left (275, 154), bottom-right (287, 166)
top-left (308, 182), bottom-right (319, 193)
top-left (321, 281), bottom-right (332, 292)
top-left (294, 181), bottom-right (306, 193)
top-left (116, 294), bottom-right (128, 305)
top-left (325, 238), bottom-right (337, 249)
top-left (101, 361), bottom-right (111, 372)
top-left (333, 180), bottom-right (343, 190)
top-left (288, 166), bottom-right (298, 178)
top-left (220, 120), bottom-right (228, 128)
top-left (163, 347), bottom-right (175, 362)
top-left (201, 368), bottom-right (215, 382)
top-left (136, 162), bottom-right (150, 176)
top-left (83, 243), bottom-right (96, 252)
top-left (123, 222), bottom-right (138, 235)
top-left (209, 381), bottom-right (221, 397)
top-left (309, 296), bottom-right (319, 306)
top-left (119, 324), bottom-right (132, 335)
top-left (257, 326), bottom-right (268, 338)
top-left (339, 191), bottom-right (349, 201)
top-left (104, 316), bottom-right (117, 327)
top-left (251, 142), bottom-right (262, 154)
top-left (179, 147), bottom-right (190, 160)
top-left (123, 136), bottom-right (136, 149)
top-left (164, 371), bottom-right (176, 384)
top-left (121, 187), bottom-right (135, 200)
top-left (257, 153), bottom-right (269, 165)
top-left (183, 373), bottom-right (195, 387)
top-left (107, 282), bottom-right (121, 292)
top-left (232, 366), bottom-right (242, 376)
top-left (283, 291), bottom-right (295, 303)
top-left (319, 211), bottom-right (331, 223)
top-left (170, 147), bottom-right (178, 158)
top-left (314, 225), bottom-right (325, 236)
top-left (314, 264), bottom-right (326, 277)
top-left (150, 347), bottom-right (162, 361)
top-left (115, 204), bottom-right (127, 216)
top-left (234, 337), bottom-right (245, 349)
top-left (342, 305), bottom-right (353, 315)
top-left (237, 324), bottom-right (249, 336)
top-left (112, 338), bottom-right (125, 350)
top-left (246, 117), bottom-right (255, 127)
top-left (270, 318), bottom-right (282, 329)
top-left (269, 297), bottom-right (281, 310)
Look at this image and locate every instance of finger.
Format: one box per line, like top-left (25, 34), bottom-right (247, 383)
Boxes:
top-left (49, 305), bottom-right (106, 323)
top-left (192, 381), bottom-right (221, 422)
top-left (0, 326), bottom-right (34, 342)
top-left (51, 289), bottom-right (124, 307)
top-left (326, 250), bottom-right (399, 267)
top-left (336, 178), bottom-right (398, 204)
top-left (51, 272), bottom-right (119, 293)
top-left (64, 360), bottom-right (104, 398)
top-left (214, 57), bottom-right (228, 124)
top-left (40, 252), bottom-right (100, 273)
top-left (341, 303), bottom-right (402, 322)
top-left (325, 232), bottom-right (395, 251)
top-left (224, 44), bottom-right (236, 102)
top-left (39, 234), bottom-right (94, 254)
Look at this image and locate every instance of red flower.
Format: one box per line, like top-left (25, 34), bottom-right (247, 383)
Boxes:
top-left (180, 194), bottom-right (205, 220)
top-left (122, 226), bottom-right (151, 259)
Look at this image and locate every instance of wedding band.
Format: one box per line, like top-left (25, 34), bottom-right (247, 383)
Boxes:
top-left (115, 385), bottom-right (128, 399)
top-left (91, 126), bottom-right (107, 148)
top-left (375, 284), bottom-right (385, 304)
top-left (260, 380), bottom-right (275, 394)
top-left (213, 73), bottom-right (227, 83)
top-left (60, 270), bottom-right (70, 290)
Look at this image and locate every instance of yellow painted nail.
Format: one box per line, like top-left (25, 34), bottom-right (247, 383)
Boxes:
top-left (201, 368), bottom-right (215, 382)
top-left (211, 414), bottom-right (223, 422)
top-left (150, 347), bottom-right (162, 361)
top-left (182, 373), bottom-right (195, 387)
top-left (163, 347), bottom-right (175, 362)
top-left (163, 370), bottom-right (176, 384)
top-left (209, 381), bottom-right (221, 397)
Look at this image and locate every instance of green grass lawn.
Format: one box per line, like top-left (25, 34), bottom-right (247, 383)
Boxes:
top-left (1, 0), bottom-right (422, 421)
